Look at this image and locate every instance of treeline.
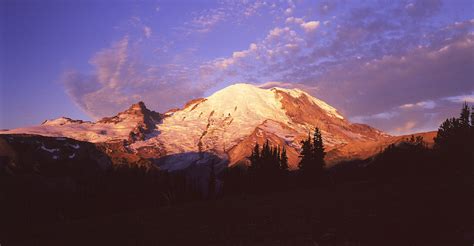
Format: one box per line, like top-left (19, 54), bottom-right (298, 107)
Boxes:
top-left (224, 127), bottom-right (328, 195)
top-left (368, 102), bottom-right (473, 184)
top-left (247, 141), bottom-right (289, 191)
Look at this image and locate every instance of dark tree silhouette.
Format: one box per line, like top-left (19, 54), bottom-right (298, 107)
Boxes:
top-left (280, 147), bottom-right (289, 172)
top-left (246, 140), bottom-right (290, 192)
top-left (298, 128), bottom-right (326, 186)
top-left (459, 102), bottom-right (470, 127)
top-left (298, 133), bottom-right (313, 171)
top-left (434, 102), bottom-right (474, 171)
top-left (312, 127), bottom-right (326, 173)
top-left (249, 143), bottom-right (261, 172)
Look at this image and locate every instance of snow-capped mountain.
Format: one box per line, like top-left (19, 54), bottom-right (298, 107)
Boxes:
top-left (1, 83), bottom-right (402, 170)
top-left (131, 83), bottom-right (389, 169)
top-left (4, 101), bottom-right (161, 143)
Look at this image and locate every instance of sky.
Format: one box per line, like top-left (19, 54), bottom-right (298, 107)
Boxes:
top-left (1, 0), bottom-right (473, 135)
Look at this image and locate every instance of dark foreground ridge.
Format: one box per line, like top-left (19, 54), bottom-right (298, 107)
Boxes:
top-left (1, 183), bottom-right (471, 246)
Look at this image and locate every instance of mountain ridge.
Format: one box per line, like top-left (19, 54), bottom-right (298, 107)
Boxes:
top-left (0, 83), bottom-right (433, 170)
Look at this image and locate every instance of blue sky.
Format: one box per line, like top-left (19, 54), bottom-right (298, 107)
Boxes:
top-left (1, 0), bottom-right (473, 135)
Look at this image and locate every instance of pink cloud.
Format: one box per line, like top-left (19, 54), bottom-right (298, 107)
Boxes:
top-left (300, 21), bottom-right (320, 32)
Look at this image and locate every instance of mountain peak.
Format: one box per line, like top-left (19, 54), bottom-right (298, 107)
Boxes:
top-left (210, 83), bottom-right (263, 97)
top-left (123, 101), bottom-right (148, 114)
top-left (98, 101), bottom-right (157, 122)
top-left (215, 83), bottom-right (302, 96)
top-left (207, 83), bottom-right (344, 120)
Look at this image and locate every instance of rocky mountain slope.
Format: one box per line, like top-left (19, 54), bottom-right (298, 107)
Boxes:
top-left (0, 83), bottom-right (434, 170)
top-left (5, 101), bottom-right (161, 143)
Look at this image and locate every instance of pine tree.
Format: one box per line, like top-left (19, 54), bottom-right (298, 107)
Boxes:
top-left (262, 140), bottom-right (271, 169)
top-left (434, 117), bottom-right (455, 150)
top-left (298, 128), bottom-right (326, 185)
top-left (459, 102), bottom-right (470, 128)
top-left (249, 143), bottom-right (260, 170)
top-left (280, 146), bottom-right (289, 172)
top-left (248, 140), bottom-right (287, 192)
top-left (312, 127), bottom-right (326, 173)
top-left (248, 142), bottom-right (261, 192)
top-left (434, 103), bottom-right (473, 177)
top-left (298, 132), bottom-right (313, 172)
top-left (435, 103), bottom-right (473, 150)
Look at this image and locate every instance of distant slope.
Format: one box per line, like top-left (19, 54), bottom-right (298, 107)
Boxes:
top-left (326, 131), bottom-right (437, 165)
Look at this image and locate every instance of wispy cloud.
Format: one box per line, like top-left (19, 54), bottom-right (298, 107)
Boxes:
top-left (351, 111), bottom-right (399, 124)
top-left (188, 8), bottom-right (227, 33)
top-left (404, 0), bottom-right (442, 18)
top-left (351, 92), bottom-right (472, 135)
top-left (399, 100), bottom-right (437, 110)
top-left (286, 17), bottom-right (321, 32)
top-left (63, 36), bottom-right (214, 118)
top-left (179, 0), bottom-right (292, 35)
top-left (394, 121), bottom-right (418, 135)
top-left (300, 21), bottom-right (320, 32)
top-left (443, 93), bottom-right (474, 103)
top-left (143, 26), bottom-right (152, 38)
top-left (286, 17), bottom-right (304, 24)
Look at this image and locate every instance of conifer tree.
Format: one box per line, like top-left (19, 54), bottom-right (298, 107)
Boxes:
top-left (249, 143), bottom-right (260, 170)
top-left (434, 103), bottom-right (473, 178)
top-left (434, 117), bottom-right (457, 150)
top-left (274, 146), bottom-right (281, 171)
top-left (312, 127), bottom-right (326, 173)
top-left (248, 140), bottom-right (288, 191)
top-left (262, 140), bottom-right (270, 169)
top-left (298, 133), bottom-right (313, 172)
top-left (459, 102), bottom-right (470, 128)
top-left (298, 128), bottom-right (326, 185)
top-left (435, 103), bottom-right (473, 151)
top-left (280, 146), bottom-right (289, 172)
